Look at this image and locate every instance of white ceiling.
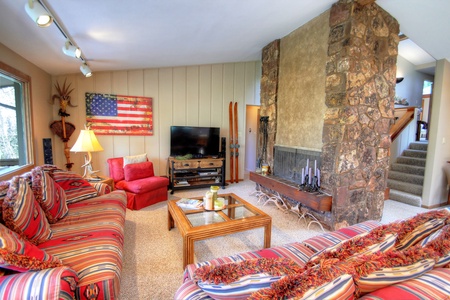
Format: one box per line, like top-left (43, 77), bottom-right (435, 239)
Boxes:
top-left (0, 0), bottom-right (449, 76)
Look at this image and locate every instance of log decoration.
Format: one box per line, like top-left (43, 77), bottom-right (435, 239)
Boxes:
top-left (50, 79), bottom-right (77, 170)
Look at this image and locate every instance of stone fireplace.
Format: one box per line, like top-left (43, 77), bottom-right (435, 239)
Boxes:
top-left (258, 0), bottom-right (399, 230)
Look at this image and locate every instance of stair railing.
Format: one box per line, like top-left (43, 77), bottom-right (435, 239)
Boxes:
top-left (390, 107), bottom-right (415, 141)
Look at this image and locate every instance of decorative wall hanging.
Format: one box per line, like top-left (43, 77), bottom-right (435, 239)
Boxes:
top-left (50, 79), bottom-right (76, 170)
top-left (85, 93), bottom-right (153, 136)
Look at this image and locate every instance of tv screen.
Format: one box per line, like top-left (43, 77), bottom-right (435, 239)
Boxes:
top-left (170, 126), bottom-right (220, 157)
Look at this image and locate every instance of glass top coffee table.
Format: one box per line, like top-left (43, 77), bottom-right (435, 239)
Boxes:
top-left (168, 193), bottom-right (272, 268)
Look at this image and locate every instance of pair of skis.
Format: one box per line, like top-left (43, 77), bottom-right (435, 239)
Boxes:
top-left (229, 101), bottom-right (239, 183)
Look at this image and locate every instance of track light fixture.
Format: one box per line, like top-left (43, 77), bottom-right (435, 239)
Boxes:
top-left (24, 1), bottom-right (94, 76)
top-left (80, 63), bottom-right (93, 77)
top-left (25, 0), bottom-right (53, 27)
top-left (62, 40), bottom-right (81, 59)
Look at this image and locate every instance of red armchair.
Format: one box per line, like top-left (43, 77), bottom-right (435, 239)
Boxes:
top-left (107, 157), bottom-right (169, 210)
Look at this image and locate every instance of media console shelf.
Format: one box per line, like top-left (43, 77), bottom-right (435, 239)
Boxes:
top-left (168, 157), bottom-right (225, 194)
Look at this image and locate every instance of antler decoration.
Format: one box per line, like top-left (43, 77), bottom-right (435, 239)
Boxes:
top-left (52, 78), bottom-right (77, 117)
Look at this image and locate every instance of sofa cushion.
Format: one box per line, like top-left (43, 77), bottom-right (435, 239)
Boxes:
top-left (395, 217), bottom-right (446, 251)
top-left (124, 161), bottom-right (155, 181)
top-left (419, 224), bottom-right (450, 267)
top-left (302, 220), bottom-right (381, 253)
top-left (355, 258), bottom-right (435, 295)
top-left (195, 258), bottom-right (302, 300)
top-left (198, 273), bottom-right (283, 300)
top-left (358, 268), bottom-right (450, 300)
top-left (52, 171), bottom-right (98, 204)
top-left (123, 153), bottom-right (147, 166)
top-left (0, 181), bottom-right (10, 224)
top-left (0, 223), bottom-right (63, 272)
top-left (186, 243), bottom-right (314, 282)
top-left (2, 176), bottom-right (53, 244)
top-left (116, 176), bottom-right (168, 194)
top-left (38, 191), bottom-right (127, 299)
top-left (0, 266), bottom-right (78, 300)
top-left (107, 157), bottom-right (125, 182)
top-left (300, 273), bottom-right (355, 300)
top-left (31, 167), bottom-right (69, 224)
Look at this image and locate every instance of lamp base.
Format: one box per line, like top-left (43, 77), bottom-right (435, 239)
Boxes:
top-left (82, 154), bottom-right (100, 180)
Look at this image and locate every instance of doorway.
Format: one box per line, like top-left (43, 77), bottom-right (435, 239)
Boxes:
top-left (245, 105), bottom-right (260, 176)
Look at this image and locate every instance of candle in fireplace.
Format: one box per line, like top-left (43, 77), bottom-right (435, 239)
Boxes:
top-left (314, 160), bottom-right (317, 176)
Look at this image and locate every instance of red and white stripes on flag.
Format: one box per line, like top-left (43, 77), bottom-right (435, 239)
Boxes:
top-left (85, 93), bottom-right (153, 135)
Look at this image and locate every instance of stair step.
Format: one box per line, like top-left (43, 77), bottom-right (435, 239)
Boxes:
top-left (403, 149), bottom-right (427, 159)
top-left (388, 170), bottom-right (424, 185)
top-left (396, 156), bottom-right (426, 167)
top-left (390, 163), bottom-right (425, 176)
top-left (388, 189), bottom-right (422, 207)
top-left (387, 179), bottom-right (423, 196)
top-left (409, 142), bottom-right (428, 151)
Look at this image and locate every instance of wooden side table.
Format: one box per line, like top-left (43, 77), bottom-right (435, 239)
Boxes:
top-left (88, 176), bottom-right (115, 191)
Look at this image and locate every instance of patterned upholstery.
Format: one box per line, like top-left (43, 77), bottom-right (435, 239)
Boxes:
top-left (178, 221), bottom-right (381, 300)
top-left (0, 266), bottom-right (78, 299)
top-left (38, 191), bottom-right (127, 299)
top-left (0, 165), bottom-right (127, 300)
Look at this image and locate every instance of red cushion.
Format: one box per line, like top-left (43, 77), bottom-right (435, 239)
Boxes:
top-left (0, 223), bottom-right (62, 272)
top-left (116, 176), bottom-right (168, 194)
top-left (2, 176), bottom-right (53, 244)
top-left (107, 157), bottom-right (125, 183)
top-left (31, 167), bottom-right (68, 224)
top-left (124, 161), bottom-right (155, 181)
top-left (52, 171), bottom-right (98, 204)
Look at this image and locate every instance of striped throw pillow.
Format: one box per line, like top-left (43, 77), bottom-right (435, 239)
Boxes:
top-left (31, 167), bottom-right (69, 223)
top-left (52, 171), bottom-right (98, 204)
top-left (0, 223), bottom-right (62, 272)
top-left (2, 176), bottom-right (53, 244)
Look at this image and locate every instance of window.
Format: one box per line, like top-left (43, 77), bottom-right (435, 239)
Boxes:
top-left (0, 62), bottom-right (34, 178)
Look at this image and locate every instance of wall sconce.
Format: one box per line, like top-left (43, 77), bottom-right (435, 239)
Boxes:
top-left (24, 0), bottom-right (53, 27)
top-left (80, 63), bottom-right (93, 77)
top-left (396, 77), bottom-right (404, 84)
top-left (62, 40), bottom-right (81, 59)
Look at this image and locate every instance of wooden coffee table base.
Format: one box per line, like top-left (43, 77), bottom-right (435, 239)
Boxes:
top-left (168, 193), bottom-right (272, 268)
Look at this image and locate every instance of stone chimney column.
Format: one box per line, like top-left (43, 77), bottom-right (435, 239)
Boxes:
top-left (321, 0), bottom-right (399, 229)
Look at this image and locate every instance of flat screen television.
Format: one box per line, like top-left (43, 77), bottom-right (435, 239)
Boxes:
top-left (170, 126), bottom-right (220, 158)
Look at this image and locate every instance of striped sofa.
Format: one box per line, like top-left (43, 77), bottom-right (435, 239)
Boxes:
top-left (0, 165), bottom-right (127, 299)
top-left (175, 209), bottom-right (450, 300)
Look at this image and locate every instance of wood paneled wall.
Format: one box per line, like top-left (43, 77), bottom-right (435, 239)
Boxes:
top-left (52, 61), bottom-right (261, 181)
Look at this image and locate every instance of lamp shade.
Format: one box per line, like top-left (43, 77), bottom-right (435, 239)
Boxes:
top-left (70, 129), bottom-right (103, 153)
top-left (25, 0), bottom-right (53, 27)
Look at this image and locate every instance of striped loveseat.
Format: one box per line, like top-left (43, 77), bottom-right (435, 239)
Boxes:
top-left (0, 165), bottom-right (127, 299)
top-left (175, 209), bottom-right (450, 299)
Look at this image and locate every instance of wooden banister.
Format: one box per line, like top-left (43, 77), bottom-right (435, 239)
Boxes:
top-left (390, 107), bottom-right (415, 141)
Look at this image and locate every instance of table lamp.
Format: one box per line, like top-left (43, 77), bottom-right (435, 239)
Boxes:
top-left (70, 126), bottom-right (104, 179)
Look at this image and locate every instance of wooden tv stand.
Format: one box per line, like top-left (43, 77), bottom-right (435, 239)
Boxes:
top-left (168, 157), bottom-right (225, 194)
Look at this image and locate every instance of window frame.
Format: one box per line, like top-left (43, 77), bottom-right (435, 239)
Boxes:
top-left (0, 61), bottom-right (35, 181)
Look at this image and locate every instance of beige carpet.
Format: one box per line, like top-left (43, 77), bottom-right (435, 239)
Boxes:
top-left (118, 179), bottom-right (428, 299)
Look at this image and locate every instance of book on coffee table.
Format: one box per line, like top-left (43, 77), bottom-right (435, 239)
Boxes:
top-left (176, 198), bottom-right (203, 209)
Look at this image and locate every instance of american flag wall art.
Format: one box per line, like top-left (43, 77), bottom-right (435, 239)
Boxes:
top-left (85, 93), bottom-right (153, 135)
